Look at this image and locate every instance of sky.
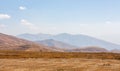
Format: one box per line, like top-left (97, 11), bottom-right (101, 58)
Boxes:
top-left (0, 0), bottom-right (120, 44)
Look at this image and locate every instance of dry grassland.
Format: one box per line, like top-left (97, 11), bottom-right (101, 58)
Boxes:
top-left (0, 58), bottom-right (120, 71)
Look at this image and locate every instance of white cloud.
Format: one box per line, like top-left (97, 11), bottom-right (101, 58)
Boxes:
top-left (0, 14), bottom-right (11, 19)
top-left (19, 6), bottom-right (26, 10)
top-left (21, 19), bottom-right (39, 30)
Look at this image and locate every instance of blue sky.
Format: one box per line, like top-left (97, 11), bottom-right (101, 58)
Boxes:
top-left (0, 0), bottom-right (120, 44)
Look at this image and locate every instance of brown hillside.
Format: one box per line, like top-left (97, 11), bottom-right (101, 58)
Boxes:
top-left (0, 33), bottom-right (52, 51)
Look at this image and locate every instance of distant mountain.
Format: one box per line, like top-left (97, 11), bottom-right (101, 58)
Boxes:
top-left (0, 33), bottom-right (53, 51)
top-left (18, 33), bottom-right (120, 50)
top-left (36, 39), bottom-right (78, 49)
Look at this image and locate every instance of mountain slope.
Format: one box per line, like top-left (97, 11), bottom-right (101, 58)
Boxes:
top-left (0, 33), bottom-right (52, 51)
top-left (53, 33), bottom-right (120, 50)
top-left (18, 33), bottom-right (120, 50)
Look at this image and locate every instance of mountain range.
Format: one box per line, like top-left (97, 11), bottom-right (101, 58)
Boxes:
top-left (18, 33), bottom-right (120, 50)
top-left (0, 33), bottom-right (120, 53)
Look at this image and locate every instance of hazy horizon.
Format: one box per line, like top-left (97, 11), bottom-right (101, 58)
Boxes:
top-left (0, 0), bottom-right (120, 44)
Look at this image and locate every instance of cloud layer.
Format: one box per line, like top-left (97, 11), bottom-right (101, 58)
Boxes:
top-left (0, 14), bottom-right (11, 19)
